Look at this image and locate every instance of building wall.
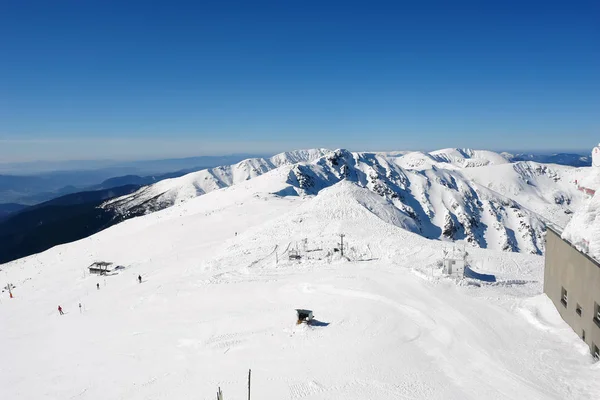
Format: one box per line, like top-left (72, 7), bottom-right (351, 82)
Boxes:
top-left (544, 227), bottom-right (600, 355)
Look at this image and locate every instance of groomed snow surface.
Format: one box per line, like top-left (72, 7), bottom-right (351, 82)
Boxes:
top-left (2, 169), bottom-right (600, 399)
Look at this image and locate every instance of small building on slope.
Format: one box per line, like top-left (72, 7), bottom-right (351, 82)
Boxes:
top-left (88, 261), bottom-right (115, 275)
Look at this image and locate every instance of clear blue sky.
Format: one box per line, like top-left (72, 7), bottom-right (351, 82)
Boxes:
top-left (1, 0), bottom-right (598, 161)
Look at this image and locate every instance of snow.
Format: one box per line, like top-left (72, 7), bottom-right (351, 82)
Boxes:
top-left (2, 165), bottom-right (600, 399)
top-left (104, 148), bottom-right (590, 256)
top-left (461, 161), bottom-right (585, 228)
top-left (578, 168), bottom-right (600, 192)
top-left (562, 169), bottom-right (600, 261)
top-left (428, 148), bottom-right (510, 168)
top-left (102, 148), bottom-right (330, 215)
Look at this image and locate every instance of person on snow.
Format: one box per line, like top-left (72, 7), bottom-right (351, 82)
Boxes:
top-left (58, 305), bottom-right (64, 315)
top-left (138, 275), bottom-right (142, 284)
top-left (96, 283), bottom-right (100, 290)
top-left (78, 303), bottom-right (82, 313)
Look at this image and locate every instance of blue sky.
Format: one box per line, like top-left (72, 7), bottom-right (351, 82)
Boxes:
top-left (1, 1), bottom-right (599, 161)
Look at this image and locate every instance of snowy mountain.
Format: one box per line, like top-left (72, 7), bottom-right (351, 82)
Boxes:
top-left (390, 148), bottom-right (510, 170)
top-left (2, 162), bottom-right (599, 399)
top-left (461, 161), bottom-right (586, 228)
top-left (284, 149), bottom-right (557, 254)
top-left (104, 148), bottom-right (587, 255)
top-left (102, 149), bottom-right (330, 217)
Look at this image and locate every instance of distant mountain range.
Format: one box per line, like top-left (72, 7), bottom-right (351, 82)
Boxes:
top-left (0, 203), bottom-right (28, 220)
top-left (502, 152), bottom-right (591, 167)
top-left (104, 148), bottom-right (590, 257)
top-left (0, 148), bottom-right (593, 265)
top-left (0, 184), bottom-right (141, 264)
top-left (0, 154), bottom-right (264, 205)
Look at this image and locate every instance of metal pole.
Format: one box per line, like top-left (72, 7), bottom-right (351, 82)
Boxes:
top-left (248, 369), bottom-right (251, 400)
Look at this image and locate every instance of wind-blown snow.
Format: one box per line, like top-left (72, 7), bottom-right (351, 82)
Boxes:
top-left (562, 169), bottom-right (600, 261)
top-left (1, 167), bottom-right (600, 399)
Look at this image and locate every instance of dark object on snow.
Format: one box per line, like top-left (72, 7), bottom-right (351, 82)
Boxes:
top-left (296, 309), bottom-right (314, 324)
top-left (289, 250), bottom-right (301, 260)
top-left (96, 283), bottom-right (100, 290)
top-left (464, 266), bottom-right (496, 282)
top-left (58, 305), bottom-right (64, 315)
top-left (88, 261), bottom-right (114, 275)
top-left (138, 275), bottom-right (142, 283)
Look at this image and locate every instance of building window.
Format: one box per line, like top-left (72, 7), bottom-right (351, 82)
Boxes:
top-left (595, 302), bottom-right (600, 328)
top-left (583, 330), bottom-right (586, 341)
top-left (561, 287), bottom-right (568, 307)
top-left (576, 304), bottom-right (582, 316)
top-left (593, 343), bottom-right (600, 361)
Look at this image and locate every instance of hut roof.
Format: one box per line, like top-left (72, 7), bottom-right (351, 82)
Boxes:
top-left (89, 261), bottom-right (113, 268)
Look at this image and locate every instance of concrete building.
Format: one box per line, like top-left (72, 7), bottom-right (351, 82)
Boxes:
top-left (443, 258), bottom-right (464, 277)
top-left (544, 226), bottom-right (600, 358)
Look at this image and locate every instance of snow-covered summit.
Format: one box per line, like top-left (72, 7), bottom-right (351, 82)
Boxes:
top-left (393, 148), bottom-right (510, 170)
top-left (102, 148), bottom-right (330, 216)
top-left (429, 148), bottom-right (510, 168)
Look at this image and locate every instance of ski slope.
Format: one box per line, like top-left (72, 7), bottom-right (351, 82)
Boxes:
top-left (2, 168), bottom-right (600, 400)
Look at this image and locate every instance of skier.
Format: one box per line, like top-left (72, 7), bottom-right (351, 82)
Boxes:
top-left (78, 303), bottom-right (82, 313)
top-left (96, 283), bottom-right (100, 290)
top-left (58, 305), bottom-right (64, 315)
top-left (138, 275), bottom-right (142, 284)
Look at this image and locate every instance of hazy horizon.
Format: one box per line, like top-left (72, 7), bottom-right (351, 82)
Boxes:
top-left (0, 146), bottom-right (595, 176)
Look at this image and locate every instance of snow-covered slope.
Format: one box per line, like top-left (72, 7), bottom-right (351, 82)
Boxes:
top-left (429, 148), bottom-right (511, 168)
top-left (284, 150), bottom-right (550, 254)
top-left (102, 149), bottom-right (330, 216)
top-left (2, 169), bottom-right (599, 400)
top-left (393, 148), bottom-right (509, 170)
top-left (101, 148), bottom-right (588, 256)
top-left (461, 161), bottom-right (585, 228)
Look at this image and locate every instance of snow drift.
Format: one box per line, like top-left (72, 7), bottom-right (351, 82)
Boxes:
top-left (562, 169), bottom-right (600, 261)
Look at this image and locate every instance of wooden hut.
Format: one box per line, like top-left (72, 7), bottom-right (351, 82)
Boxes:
top-left (88, 261), bottom-right (114, 275)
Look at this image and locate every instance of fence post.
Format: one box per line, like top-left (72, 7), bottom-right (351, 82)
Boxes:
top-left (248, 369), bottom-right (251, 400)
